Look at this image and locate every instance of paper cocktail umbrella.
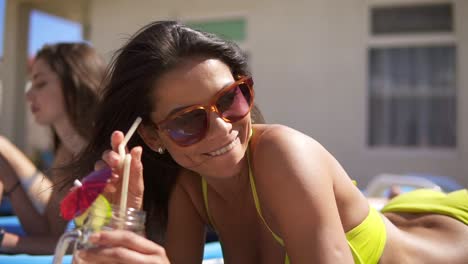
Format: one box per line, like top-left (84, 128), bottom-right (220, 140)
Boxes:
top-left (60, 117), bottom-right (142, 222)
top-left (60, 168), bottom-right (112, 220)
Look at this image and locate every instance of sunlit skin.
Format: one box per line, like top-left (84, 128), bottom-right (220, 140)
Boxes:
top-left (95, 57), bottom-right (361, 263)
top-left (26, 58), bottom-right (67, 126)
top-left (70, 21), bottom-right (468, 264)
top-left (149, 57), bottom-right (252, 180)
top-left (88, 59), bottom-right (468, 264)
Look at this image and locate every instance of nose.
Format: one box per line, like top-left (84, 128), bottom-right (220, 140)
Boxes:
top-left (25, 88), bottom-right (34, 102)
top-left (205, 109), bottom-right (232, 140)
top-left (24, 81), bottom-right (33, 100)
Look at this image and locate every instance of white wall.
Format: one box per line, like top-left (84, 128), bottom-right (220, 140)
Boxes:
top-left (1, 0), bottom-right (30, 149)
top-left (89, 0), bottom-right (468, 187)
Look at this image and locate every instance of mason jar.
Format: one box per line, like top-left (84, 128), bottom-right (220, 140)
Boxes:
top-left (53, 204), bottom-right (146, 264)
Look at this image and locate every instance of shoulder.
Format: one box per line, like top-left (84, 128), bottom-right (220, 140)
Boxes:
top-left (249, 124), bottom-right (340, 195)
top-left (251, 124), bottom-right (330, 170)
top-left (248, 126), bottom-right (349, 233)
top-left (253, 124), bottom-right (324, 149)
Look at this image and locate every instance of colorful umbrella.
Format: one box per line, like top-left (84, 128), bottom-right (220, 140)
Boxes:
top-left (60, 167), bottom-right (112, 220)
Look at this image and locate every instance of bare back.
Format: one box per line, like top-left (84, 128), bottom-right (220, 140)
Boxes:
top-left (380, 212), bottom-right (468, 264)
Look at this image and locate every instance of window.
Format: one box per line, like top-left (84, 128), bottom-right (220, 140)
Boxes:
top-left (367, 2), bottom-right (456, 148)
top-left (28, 9), bottom-right (82, 57)
top-left (371, 3), bottom-right (453, 34)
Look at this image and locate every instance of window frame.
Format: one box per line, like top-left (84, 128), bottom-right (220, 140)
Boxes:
top-left (366, 0), bottom-right (458, 153)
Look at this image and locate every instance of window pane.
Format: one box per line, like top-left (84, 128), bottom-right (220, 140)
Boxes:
top-left (371, 4), bottom-right (453, 35)
top-left (368, 46), bottom-right (456, 147)
top-left (28, 10), bottom-right (83, 57)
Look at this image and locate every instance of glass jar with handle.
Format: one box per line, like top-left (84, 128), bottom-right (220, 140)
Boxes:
top-left (53, 202), bottom-right (146, 264)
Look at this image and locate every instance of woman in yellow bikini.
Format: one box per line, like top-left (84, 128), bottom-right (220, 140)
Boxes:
top-left (71, 21), bottom-right (468, 264)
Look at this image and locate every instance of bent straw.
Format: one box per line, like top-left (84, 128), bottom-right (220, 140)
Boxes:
top-left (118, 117), bottom-right (143, 163)
top-left (117, 117), bottom-right (142, 228)
top-left (73, 179), bottom-right (83, 187)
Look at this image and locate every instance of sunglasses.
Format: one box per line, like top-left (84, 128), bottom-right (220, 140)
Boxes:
top-left (154, 76), bottom-right (254, 147)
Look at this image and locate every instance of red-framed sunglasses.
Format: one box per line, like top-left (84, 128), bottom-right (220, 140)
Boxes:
top-left (154, 76), bottom-right (254, 147)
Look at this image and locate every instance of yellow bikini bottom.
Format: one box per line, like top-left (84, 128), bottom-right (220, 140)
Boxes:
top-left (381, 189), bottom-right (468, 225)
top-left (345, 207), bottom-right (387, 264)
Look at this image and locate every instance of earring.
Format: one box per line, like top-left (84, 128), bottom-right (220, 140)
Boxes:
top-left (157, 147), bottom-right (165, 154)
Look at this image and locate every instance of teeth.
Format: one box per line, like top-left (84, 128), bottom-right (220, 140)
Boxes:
top-left (208, 138), bottom-right (238, 156)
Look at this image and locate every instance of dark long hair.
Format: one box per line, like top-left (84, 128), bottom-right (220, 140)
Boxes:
top-left (72, 21), bottom-right (264, 242)
top-left (35, 43), bottom-right (106, 151)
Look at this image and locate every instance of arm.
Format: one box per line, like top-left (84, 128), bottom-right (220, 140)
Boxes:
top-left (0, 138), bottom-right (72, 253)
top-left (0, 189), bottom-right (69, 254)
top-left (0, 233), bottom-right (64, 254)
top-left (0, 197), bottom-right (69, 254)
top-left (0, 136), bottom-right (52, 231)
top-left (252, 125), bottom-right (354, 264)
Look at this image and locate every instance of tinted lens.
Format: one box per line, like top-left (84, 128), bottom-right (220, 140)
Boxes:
top-left (217, 82), bottom-right (252, 122)
top-left (164, 108), bottom-right (207, 146)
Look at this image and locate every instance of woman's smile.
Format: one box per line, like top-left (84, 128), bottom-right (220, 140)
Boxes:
top-left (206, 136), bottom-right (240, 157)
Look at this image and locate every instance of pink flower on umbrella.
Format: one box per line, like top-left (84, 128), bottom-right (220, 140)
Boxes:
top-left (60, 167), bottom-right (112, 220)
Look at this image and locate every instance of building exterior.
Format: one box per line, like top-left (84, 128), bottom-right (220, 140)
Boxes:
top-left (2, 0), bottom-right (467, 187)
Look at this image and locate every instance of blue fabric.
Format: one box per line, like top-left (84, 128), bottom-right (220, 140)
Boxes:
top-left (0, 254), bottom-right (73, 264)
top-left (0, 198), bottom-right (13, 216)
top-left (203, 241), bottom-right (223, 259)
top-left (406, 174), bottom-right (463, 192)
top-left (0, 216), bottom-right (76, 263)
top-left (0, 216), bottom-right (25, 236)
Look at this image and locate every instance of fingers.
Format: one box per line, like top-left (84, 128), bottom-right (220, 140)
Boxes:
top-left (102, 130), bottom-right (140, 168)
top-left (103, 182), bottom-right (117, 193)
top-left (75, 230), bottom-right (169, 264)
top-left (100, 144), bottom-right (144, 206)
top-left (111, 131), bottom-right (125, 152)
top-left (94, 160), bottom-right (107, 171)
top-left (77, 246), bottom-right (168, 264)
top-left (96, 130), bottom-right (144, 207)
top-left (102, 149), bottom-right (122, 169)
top-left (90, 230), bottom-right (164, 254)
top-left (130, 146), bottom-right (143, 173)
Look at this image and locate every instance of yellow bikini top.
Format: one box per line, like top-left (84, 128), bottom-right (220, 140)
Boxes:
top-left (200, 128), bottom-right (383, 264)
top-left (201, 128), bottom-right (290, 263)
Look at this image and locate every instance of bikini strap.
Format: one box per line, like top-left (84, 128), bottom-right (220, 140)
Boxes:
top-left (201, 177), bottom-right (215, 227)
top-left (247, 134), bottom-right (285, 247)
top-left (201, 128), bottom-right (255, 228)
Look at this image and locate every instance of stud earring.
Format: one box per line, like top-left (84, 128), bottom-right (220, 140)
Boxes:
top-left (157, 147), bottom-right (165, 154)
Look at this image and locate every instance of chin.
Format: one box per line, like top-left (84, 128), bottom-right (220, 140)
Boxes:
top-left (33, 116), bottom-right (52, 126)
top-left (33, 116), bottom-right (45, 125)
